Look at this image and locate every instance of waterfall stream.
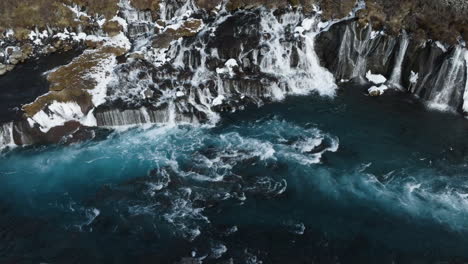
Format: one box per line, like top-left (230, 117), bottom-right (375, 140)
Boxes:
top-left (427, 46), bottom-right (466, 111)
top-left (0, 122), bottom-right (13, 148)
top-left (91, 6), bottom-right (337, 129)
top-left (388, 32), bottom-right (409, 88)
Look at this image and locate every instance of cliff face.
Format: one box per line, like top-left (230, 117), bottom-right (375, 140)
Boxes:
top-left (1, 0), bottom-right (468, 148)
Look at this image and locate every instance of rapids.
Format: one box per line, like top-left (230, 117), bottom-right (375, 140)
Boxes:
top-left (2, 86), bottom-right (468, 263)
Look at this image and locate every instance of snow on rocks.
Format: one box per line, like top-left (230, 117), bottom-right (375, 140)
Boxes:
top-left (27, 101), bottom-right (97, 133)
top-left (212, 95), bottom-right (226, 106)
top-left (368, 85), bottom-right (388, 96)
top-left (410, 71), bottom-right (419, 85)
top-left (216, 59), bottom-right (238, 77)
top-left (366, 70), bottom-right (387, 84)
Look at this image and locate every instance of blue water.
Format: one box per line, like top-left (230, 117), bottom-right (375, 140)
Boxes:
top-left (2, 85), bottom-right (468, 263)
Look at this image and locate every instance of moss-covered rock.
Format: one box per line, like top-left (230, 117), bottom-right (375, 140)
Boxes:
top-left (319, 0), bottom-right (355, 19)
top-left (152, 18), bottom-right (204, 49)
top-left (23, 44), bottom-right (127, 117)
top-left (65, 0), bottom-right (119, 19)
top-left (129, 0), bottom-right (160, 11)
top-left (103, 20), bottom-right (124, 37)
top-left (357, 0), bottom-right (468, 44)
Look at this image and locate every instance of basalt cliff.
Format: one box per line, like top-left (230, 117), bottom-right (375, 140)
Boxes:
top-left (1, 0), bottom-right (468, 147)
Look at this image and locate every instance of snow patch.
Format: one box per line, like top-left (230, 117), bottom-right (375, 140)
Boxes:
top-left (410, 71), bottom-right (419, 84)
top-left (28, 101), bottom-right (97, 133)
top-left (366, 70), bottom-right (387, 84)
top-left (368, 85), bottom-right (388, 96)
top-left (111, 16), bottom-right (129, 32)
top-left (5, 29), bottom-right (14, 38)
top-left (216, 58), bottom-right (238, 77)
top-left (370, 30), bottom-right (384, 39)
top-left (212, 95), bottom-right (225, 106)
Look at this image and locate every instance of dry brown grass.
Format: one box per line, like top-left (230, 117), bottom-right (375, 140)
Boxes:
top-left (23, 45), bottom-right (127, 117)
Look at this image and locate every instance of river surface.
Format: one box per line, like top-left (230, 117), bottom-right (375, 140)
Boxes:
top-left (1, 83), bottom-right (468, 263)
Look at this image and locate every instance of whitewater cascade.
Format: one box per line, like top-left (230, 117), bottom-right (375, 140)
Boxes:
top-left (334, 22), bottom-right (397, 82)
top-left (0, 122), bottom-right (13, 148)
top-left (388, 32), bottom-right (409, 88)
top-left (316, 20), bottom-right (468, 112)
top-left (426, 46), bottom-right (467, 111)
top-left (92, 5), bottom-right (338, 129)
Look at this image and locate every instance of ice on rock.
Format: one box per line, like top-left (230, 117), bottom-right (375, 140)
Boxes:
top-left (28, 101), bottom-right (97, 133)
top-left (366, 70), bottom-right (387, 84)
top-left (217, 59), bottom-right (238, 77)
top-left (410, 71), bottom-right (419, 84)
top-left (368, 85), bottom-right (388, 96)
top-left (212, 95), bottom-right (226, 106)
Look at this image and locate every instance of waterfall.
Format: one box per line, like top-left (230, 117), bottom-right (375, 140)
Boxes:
top-left (2, 4), bottom-right (358, 145)
top-left (388, 32), bottom-right (409, 89)
top-left (427, 46), bottom-right (466, 111)
top-left (351, 27), bottom-right (372, 80)
top-left (95, 105), bottom-right (200, 127)
top-left (100, 7), bottom-right (338, 129)
top-left (336, 23), bottom-right (378, 82)
top-left (96, 108), bottom-right (153, 127)
top-left (0, 122), bottom-right (14, 149)
top-left (315, 19), bottom-right (468, 113)
top-left (462, 51), bottom-right (468, 113)
top-left (259, 11), bottom-right (336, 97)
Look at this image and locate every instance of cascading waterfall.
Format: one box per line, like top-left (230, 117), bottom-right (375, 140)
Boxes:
top-left (316, 19), bottom-right (468, 113)
top-left (352, 28), bottom-right (372, 80)
top-left (336, 23), bottom-right (379, 82)
top-left (7, 0), bottom-right (468, 144)
top-left (259, 11), bottom-right (336, 97)
top-left (427, 46), bottom-right (466, 111)
top-left (388, 32), bottom-right (409, 88)
top-left (0, 122), bottom-right (14, 149)
top-left (463, 51), bottom-right (468, 113)
top-left (94, 5), bottom-right (338, 128)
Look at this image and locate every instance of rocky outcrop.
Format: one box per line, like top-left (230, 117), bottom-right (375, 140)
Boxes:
top-left (356, 0), bottom-right (468, 45)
